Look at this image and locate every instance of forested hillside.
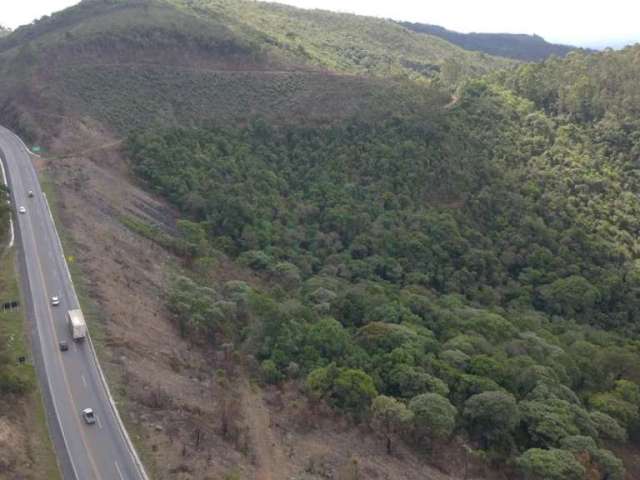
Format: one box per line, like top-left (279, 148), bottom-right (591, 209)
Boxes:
top-left (0, 0), bottom-right (510, 143)
top-left (498, 46), bottom-right (640, 123)
top-left (401, 22), bottom-right (577, 61)
top-left (2, 1), bottom-right (640, 479)
top-left (127, 45), bottom-right (640, 479)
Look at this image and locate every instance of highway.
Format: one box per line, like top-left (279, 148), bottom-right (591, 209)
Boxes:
top-left (0, 126), bottom-right (148, 480)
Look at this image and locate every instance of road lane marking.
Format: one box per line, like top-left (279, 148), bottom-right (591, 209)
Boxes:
top-left (27, 194), bottom-right (103, 480)
top-left (115, 461), bottom-right (125, 480)
top-left (97, 415), bottom-right (103, 430)
top-left (42, 193), bottom-right (79, 304)
top-left (81, 375), bottom-right (87, 388)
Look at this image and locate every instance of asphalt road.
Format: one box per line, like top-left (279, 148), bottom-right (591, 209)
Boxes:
top-left (0, 126), bottom-right (147, 480)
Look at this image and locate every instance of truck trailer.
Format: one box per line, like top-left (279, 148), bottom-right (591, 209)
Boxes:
top-left (67, 309), bottom-right (87, 341)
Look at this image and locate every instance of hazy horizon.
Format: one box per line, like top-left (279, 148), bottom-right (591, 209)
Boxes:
top-left (2, 0), bottom-right (639, 49)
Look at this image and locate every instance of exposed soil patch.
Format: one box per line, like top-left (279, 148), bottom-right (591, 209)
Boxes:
top-left (0, 393), bottom-right (59, 480)
top-left (0, 414), bottom-right (26, 477)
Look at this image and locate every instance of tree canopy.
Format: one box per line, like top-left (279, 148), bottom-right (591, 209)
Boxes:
top-left (126, 44), bottom-right (640, 475)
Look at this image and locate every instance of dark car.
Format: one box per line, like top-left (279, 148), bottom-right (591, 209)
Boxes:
top-left (59, 341), bottom-right (69, 352)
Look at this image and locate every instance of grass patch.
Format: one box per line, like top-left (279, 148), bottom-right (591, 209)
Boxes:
top-left (120, 214), bottom-right (185, 254)
top-left (0, 249), bottom-right (34, 391)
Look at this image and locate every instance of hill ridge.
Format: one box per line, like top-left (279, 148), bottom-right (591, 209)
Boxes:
top-left (400, 21), bottom-right (581, 60)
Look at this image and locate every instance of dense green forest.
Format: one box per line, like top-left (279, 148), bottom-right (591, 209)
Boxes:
top-left (400, 22), bottom-right (577, 61)
top-left (126, 45), bottom-right (640, 479)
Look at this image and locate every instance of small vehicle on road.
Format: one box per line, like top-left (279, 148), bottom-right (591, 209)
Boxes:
top-left (59, 340), bottom-right (69, 352)
top-left (18, 206), bottom-right (26, 214)
top-left (82, 408), bottom-right (96, 425)
top-left (28, 190), bottom-right (34, 198)
top-left (51, 296), bottom-right (60, 306)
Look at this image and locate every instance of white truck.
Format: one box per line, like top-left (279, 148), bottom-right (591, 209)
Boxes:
top-left (67, 309), bottom-right (87, 341)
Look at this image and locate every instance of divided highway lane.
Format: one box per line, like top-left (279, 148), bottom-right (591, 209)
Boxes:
top-left (0, 126), bottom-right (147, 480)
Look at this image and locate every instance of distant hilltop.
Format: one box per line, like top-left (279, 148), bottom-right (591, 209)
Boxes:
top-left (399, 22), bottom-right (586, 61)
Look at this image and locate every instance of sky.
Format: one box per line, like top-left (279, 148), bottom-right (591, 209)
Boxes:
top-left (2, 0), bottom-right (639, 48)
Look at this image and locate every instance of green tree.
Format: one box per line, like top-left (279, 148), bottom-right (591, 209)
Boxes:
top-left (589, 392), bottom-right (639, 430)
top-left (590, 411), bottom-right (627, 442)
top-left (306, 365), bottom-right (377, 415)
top-left (408, 393), bottom-right (457, 447)
top-left (519, 399), bottom-right (596, 447)
top-left (332, 368), bottom-right (378, 415)
top-left (305, 317), bottom-right (350, 362)
top-left (260, 359), bottom-right (284, 384)
top-left (371, 395), bottom-right (413, 454)
top-left (463, 391), bottom-right (518, 449)
top-left (306, 364), bottom-right (336, 403)
top-left (539, 275), bottom-right (600, 317)
top-left (516, 448), bottom-right (585, 480)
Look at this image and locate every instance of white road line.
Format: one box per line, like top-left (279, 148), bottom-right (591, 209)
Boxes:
top-left (81, 375), bottom-right (87, 388)
top-left (115, 461), bottom-right (125, 480)
top-left (97, 415), bottom-right (103, 430)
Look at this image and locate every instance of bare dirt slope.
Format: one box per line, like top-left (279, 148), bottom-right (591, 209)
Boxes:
top-left (0, 393), bottom-right (59, 480)
top-left (37, 120), bottom-right (496, 480)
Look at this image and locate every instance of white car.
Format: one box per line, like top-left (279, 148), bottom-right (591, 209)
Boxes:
top-left (82, 408), bottom-right (96, 425)
top-left (51, 296), bottom-right (60, 306)
top-left (18, 206), bottom-right (26, 214)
